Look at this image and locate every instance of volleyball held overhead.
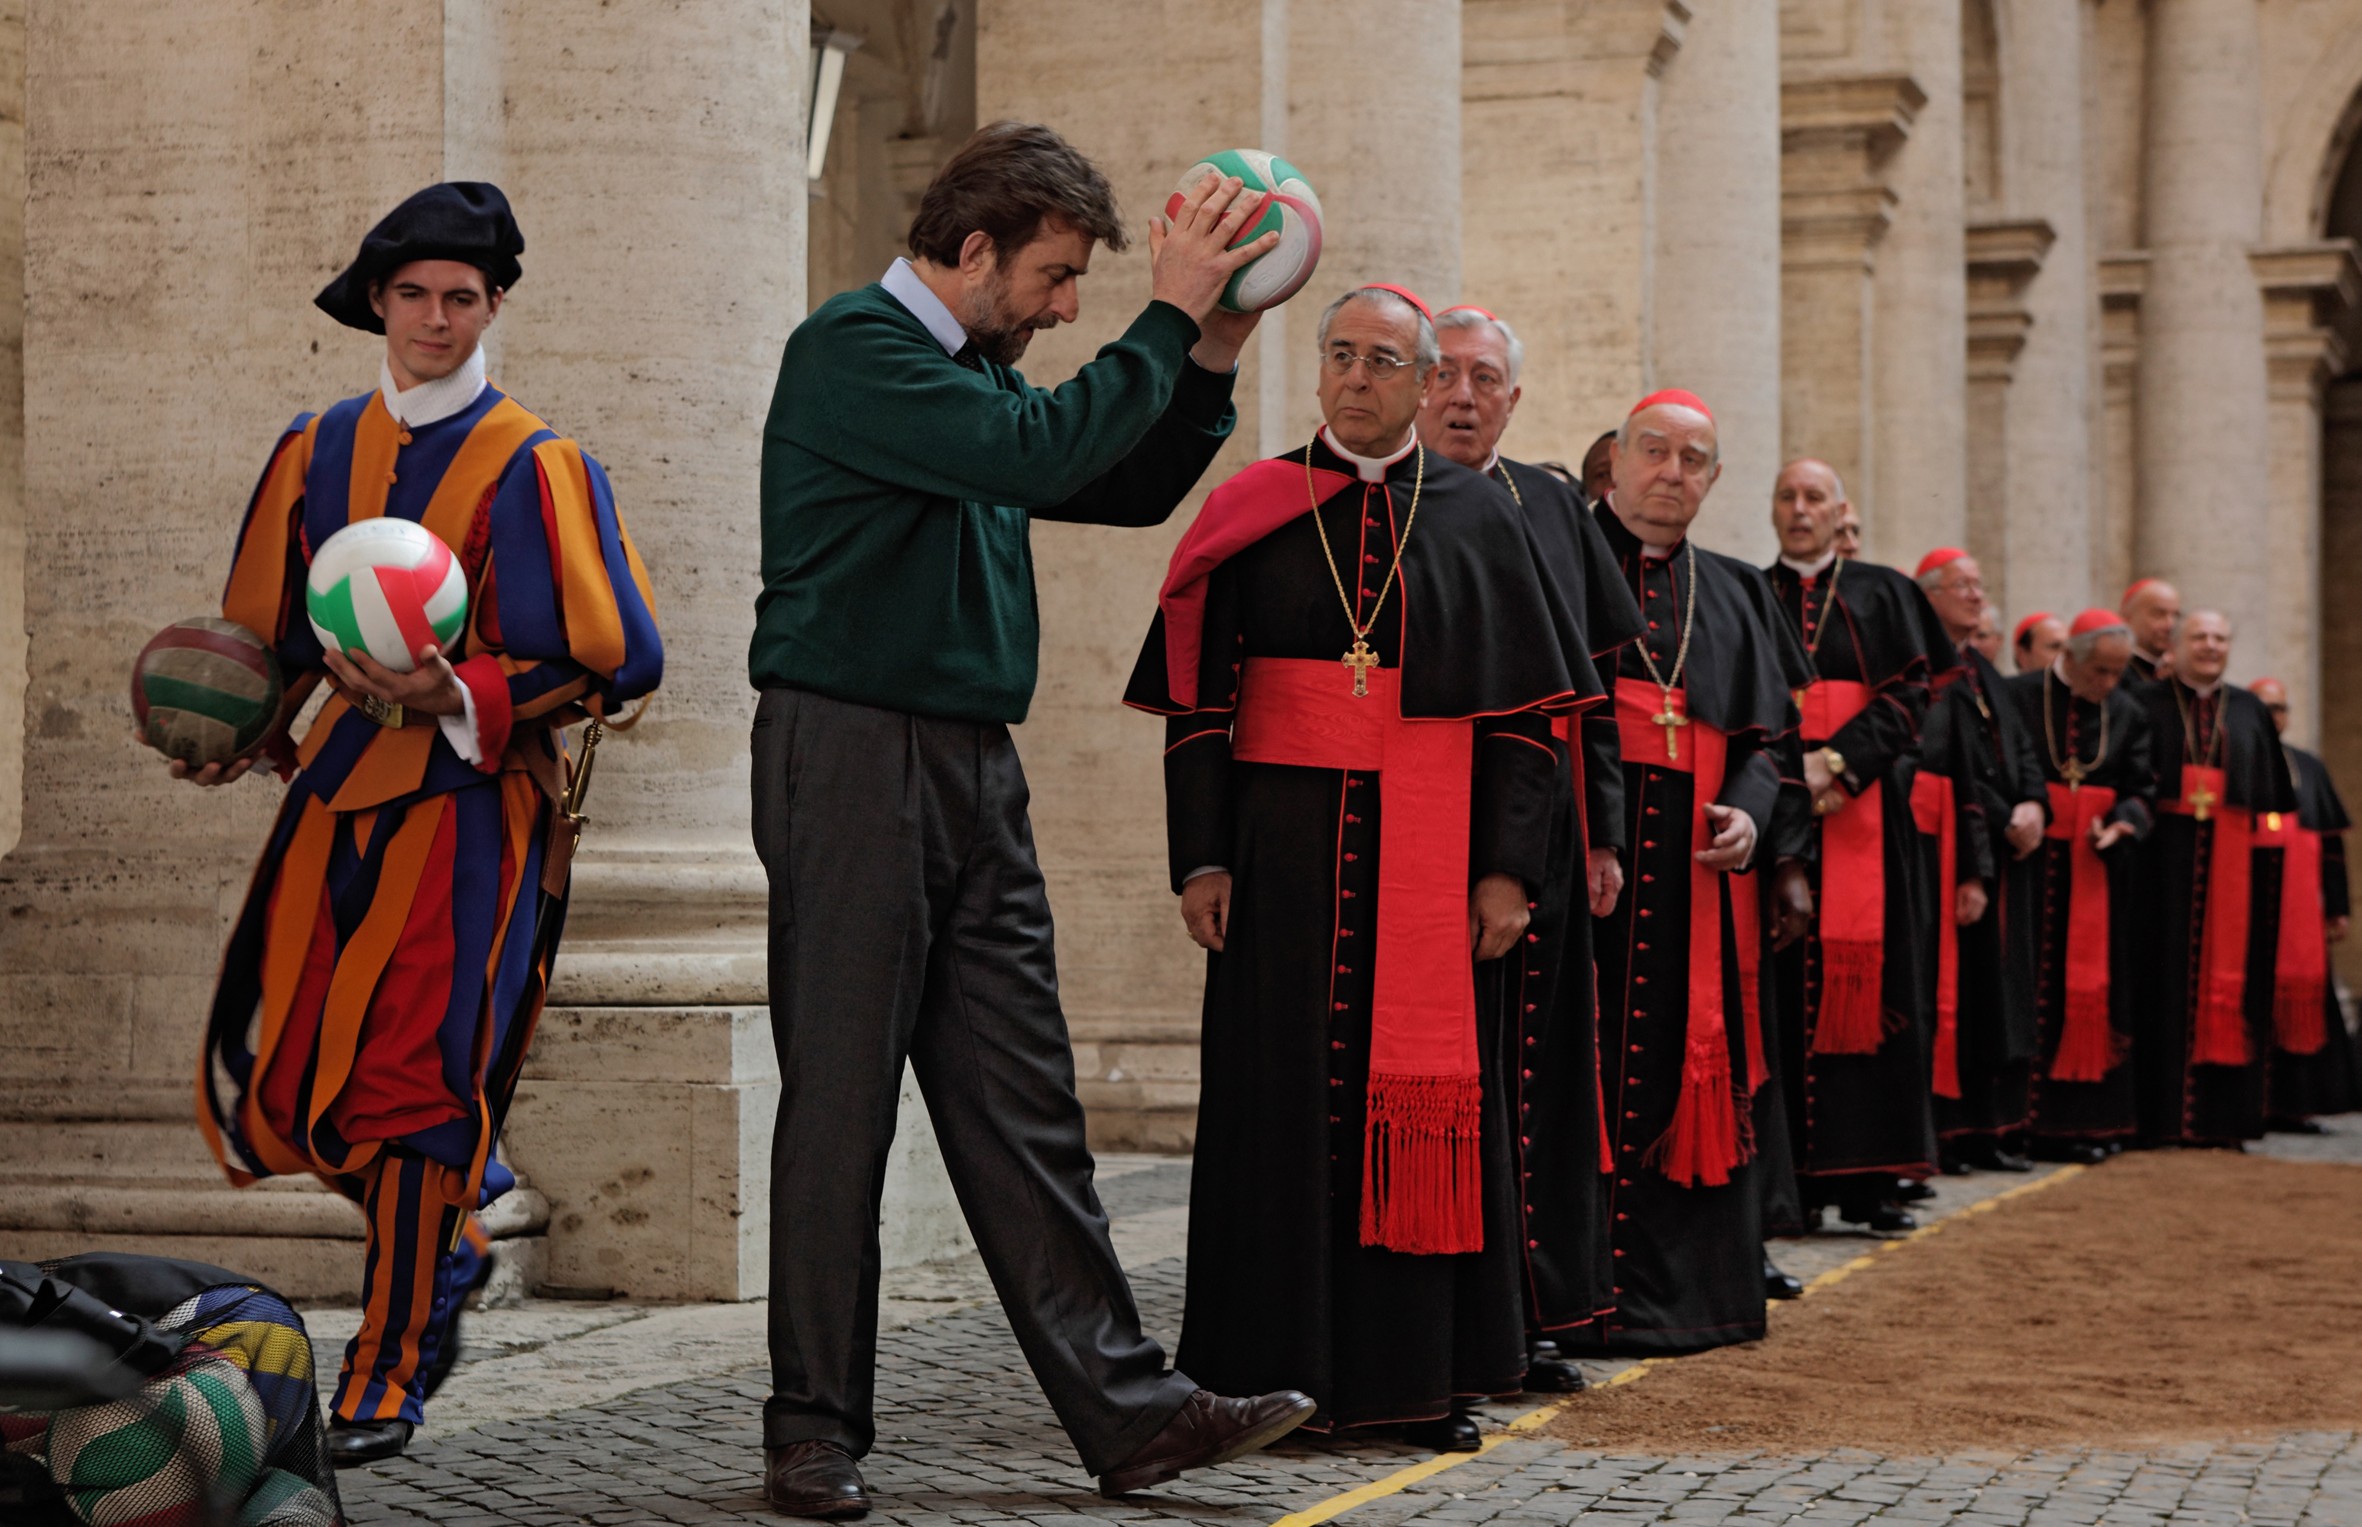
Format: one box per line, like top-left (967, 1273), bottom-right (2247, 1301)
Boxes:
top-left (1167, 149), bottom-right (1323, 313)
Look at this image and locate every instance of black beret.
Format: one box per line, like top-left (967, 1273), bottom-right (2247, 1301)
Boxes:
top-left (315, 182), bottom-right (525, 334)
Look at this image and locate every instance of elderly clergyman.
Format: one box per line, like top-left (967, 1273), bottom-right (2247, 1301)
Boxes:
top-left (1416, 304), bottom-right (1641, 1392)
top-left (2130, 610), bottom-right (2296, 1147)
top-left (2248, 677), bottom-right (2360, 1126)
top-left (2120, 577), bottom-right (2181, 685)
top-left (2000, 610), bottom-right (2157, 1160)
top-left (1125, 283), bottom-right (1588, 1451)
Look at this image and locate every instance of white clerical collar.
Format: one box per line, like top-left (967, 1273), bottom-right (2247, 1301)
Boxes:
top-left (1320, 426), bottom-right (1417, 483)
top-left (1780, 549), bottom-right (1838, 580)
top-left (2184, 678), bottom-right (2222, 699)
top-left (1480, 449), bottom-right (1501, 475)
top-left (881, 256), bottom-right (968, 357)
top-left (378, 345), bottom-right (487, 428)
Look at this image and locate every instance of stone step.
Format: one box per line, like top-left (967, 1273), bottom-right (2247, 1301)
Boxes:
top-left (0, 1180), bottom-right (548, 1239)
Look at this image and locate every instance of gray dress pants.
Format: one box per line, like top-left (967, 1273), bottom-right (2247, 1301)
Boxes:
top-left (750, 686), bottom-right (1195, 1471)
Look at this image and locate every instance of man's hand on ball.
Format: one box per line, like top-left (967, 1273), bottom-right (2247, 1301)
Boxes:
top-left (1147, 172), bottom-right (1280, 328)
top-left (1181, 871), bottom-right (1232, 952)
top-left (325, 645), bottom-right (466, 716)
top-left (1469, 873), bottom-right (1530, 962)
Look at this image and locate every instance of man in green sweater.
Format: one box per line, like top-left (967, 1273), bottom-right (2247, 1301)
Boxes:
top-left (749, 122), bottom-right (1314, 1517)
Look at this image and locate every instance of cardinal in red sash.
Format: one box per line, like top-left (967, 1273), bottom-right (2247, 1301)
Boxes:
top-left (1761, 461), bottom-right (1959, 1232)
top-left (2130, 610), bottom-right (2296, 1145)
top-left (1911, 549), bottom-right (2049, 1171)
top-left (2249, 677), bottom-right (2360, 1125)
top-left (1558, 391), bottom-right (1799, 1354)
top-left (1123, 285), bottom-right (1588, 1448)
top-left (1416, 306), bottom-right (1643, 1387)
top-left (2000, 610), bottom-right (2156, 1159)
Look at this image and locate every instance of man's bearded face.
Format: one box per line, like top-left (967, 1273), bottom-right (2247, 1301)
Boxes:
top-left (1772, 462), bottom-right (1845, 560)
top-left (2175, 611), bottom-right (2232, 687)
top-left (1418, 326), bottom-right (1519, 470)
top-left (960, 220), bottom-right (1093, 366)
top-left (2064, 634), bottom-right (2132, 702)
top-left (1607, 405), bottom-right (1720, 546)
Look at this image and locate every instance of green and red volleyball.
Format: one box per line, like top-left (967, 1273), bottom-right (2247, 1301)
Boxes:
top-left (1166, 148), bottom-right (1324, 313)
top-left (304, 517), bottom-right (467, 674)
top-left (132, 617), bottom-right (284, 768)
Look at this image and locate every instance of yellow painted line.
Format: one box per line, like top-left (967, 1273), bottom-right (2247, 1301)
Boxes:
top-left (1266, 1164), bottom-right (2091, 1527)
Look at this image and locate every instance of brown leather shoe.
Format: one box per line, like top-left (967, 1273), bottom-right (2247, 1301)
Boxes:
top-left (1097, 1388), bottom-right (1316, 1498)
top-left (764, 1440), bottom-right (870, 1519)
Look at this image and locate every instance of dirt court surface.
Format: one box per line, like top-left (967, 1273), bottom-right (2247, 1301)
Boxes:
top-left (1548, 1151), bottom-right (2362, 1456)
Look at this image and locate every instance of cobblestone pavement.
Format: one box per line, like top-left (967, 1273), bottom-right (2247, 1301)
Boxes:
top-left (332, 1130), bottom-right (2362, 1526)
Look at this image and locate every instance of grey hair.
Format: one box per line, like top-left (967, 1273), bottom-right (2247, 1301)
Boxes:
top-left (1433, 307), bottom-right (1524, 386)
top-left (1615, 398), bottom-right (1722, 469)
top-left (1315, 287), bottom-right (1441, 378)
top-left (2065, 621), bottom-right (2130, 663)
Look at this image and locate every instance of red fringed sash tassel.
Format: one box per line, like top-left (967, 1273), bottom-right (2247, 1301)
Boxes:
top-left (1800, 680), bottom-right (1887, 1054)
top-left (2163, 765), bottom-right (2254, 1068)
top-left (2256, 810), bottom-right (2329, 1055)
top-left (1910, 772), bottom-right (1962, 1099)
top-left (1233, 658), bottom-right (1485, 1254)
top-left (1614, 681), bottom-right (1750, 1187)
top-left (2044, 782), bottom-right (2123, 1082)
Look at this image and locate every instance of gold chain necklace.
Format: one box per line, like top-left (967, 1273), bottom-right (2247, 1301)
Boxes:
top-left (1308, 439), bottom-right (1424, 697)
top-left (1632, 541), bottom-right (1701, 760)
top-left (2042, 668), bottom-right (2107, 790)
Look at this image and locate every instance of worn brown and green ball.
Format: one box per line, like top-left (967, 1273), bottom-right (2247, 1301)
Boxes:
top-left (132, 617), bottom-right (283, 768)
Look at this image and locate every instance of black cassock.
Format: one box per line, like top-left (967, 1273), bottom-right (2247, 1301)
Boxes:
top-left (1125, 437), bottom-right (1583, 1429)
top-left (1564, 508), bottom-right (1794, 1354)
top-left (1489, 459), bottom-right (1642, 1341)
top-left (1922, 647), bottom-right (2047, 1143)
top-left (2130, 679), bottom-right (2295, 1145)
top-left (2000, 671), bottom-right (2155, 1142)
top-left (2266, 744), bottom-right (2357, 1120)
top-left (1765, 557), bottom-right (1958, 1188)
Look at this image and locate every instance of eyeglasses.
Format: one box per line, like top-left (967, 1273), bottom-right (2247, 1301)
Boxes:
top-left (1322, 346), bottom-right (1416, 379)
top-left (1431, 365), bottom-right (1508, 396)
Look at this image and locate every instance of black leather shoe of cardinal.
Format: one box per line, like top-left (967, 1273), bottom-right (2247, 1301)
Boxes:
top-left (326, 1418), bottom-right (413, 1468)
top-left (1097, 1388), bottom-right (1316, 1498)
top-left (1523, 1355), bottom-right (1589, 1393)
top-left (1763, 1256), bottom-right (1805, 1301)
top-left (765, 1440), bottom-right (870, 1520)
top-left (1403, 1407), bottom-right (1483, 1453)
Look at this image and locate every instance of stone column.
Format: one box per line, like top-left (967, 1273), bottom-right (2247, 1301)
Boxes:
top-left (2320, 379), bottom-right (2362, 996)
top-left (1461, 0), bottom-right (1685, 462)
top-left (1963, 220), bottom-right (2049, 604)
top-left (2247, 243), bottom-right (2357, 736)
top-left (2095, 254), bottom-right (2148, 605)
top-left (2134, 0), bottom-right (2273, 659)
top-left (1778, 73), bottom-right (1921, 523)
top-left (1863, 0), bottom-right (1967, 564)
top-left (0, 8), bottom-right (20, 863)
top-left (1652, 0), bottom-right (1782, 564)
top-left (1990, 0), bottom-right (2098, 625)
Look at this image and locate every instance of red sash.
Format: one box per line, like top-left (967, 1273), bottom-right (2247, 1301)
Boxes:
top-left (2255, 809), bottom-right (2329, 1054)
top-left (1909, 773), bottom-right (1961, 1099)
top-left (2161, 765), bottom-right (2253, 1068)
top-left (1729, 869), bottom-right (1767, 1096)
top-left (2043, 782), bottom-right (2122, 1082)
top-left (1233, 658), bottom-right (1483, 1253)
top-left (1799, 679), bottom-right (1885, 1053)
top-left (1613, 680), bottom-right (1749, 1187)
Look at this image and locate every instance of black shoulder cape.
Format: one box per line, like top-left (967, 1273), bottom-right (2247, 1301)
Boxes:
top-left (1125, 437), bottom-right (1584, 720)
top-left (2135, 680), bottom-right (2296, 812)
top-left (1591, 502), bottom-right (1798, 739)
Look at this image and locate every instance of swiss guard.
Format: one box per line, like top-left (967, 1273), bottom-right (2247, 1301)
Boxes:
top-left (181, 184), bottom-right (663, 1465)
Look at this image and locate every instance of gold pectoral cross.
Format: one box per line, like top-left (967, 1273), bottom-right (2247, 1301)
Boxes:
top-left (1341, 638), bottom-right (1380, 698)
top-left (1654, 696), bottom-right (1689, 760)
top-left (2189, 781), bottom-right (2217, 823)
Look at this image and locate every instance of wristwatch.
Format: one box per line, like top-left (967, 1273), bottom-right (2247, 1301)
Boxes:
top-left (1819, 746), bottom-right (1847, 779)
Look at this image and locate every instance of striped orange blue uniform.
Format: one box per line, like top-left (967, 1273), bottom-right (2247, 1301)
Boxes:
top-left (196, 382), bottom-right (662, 1424)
